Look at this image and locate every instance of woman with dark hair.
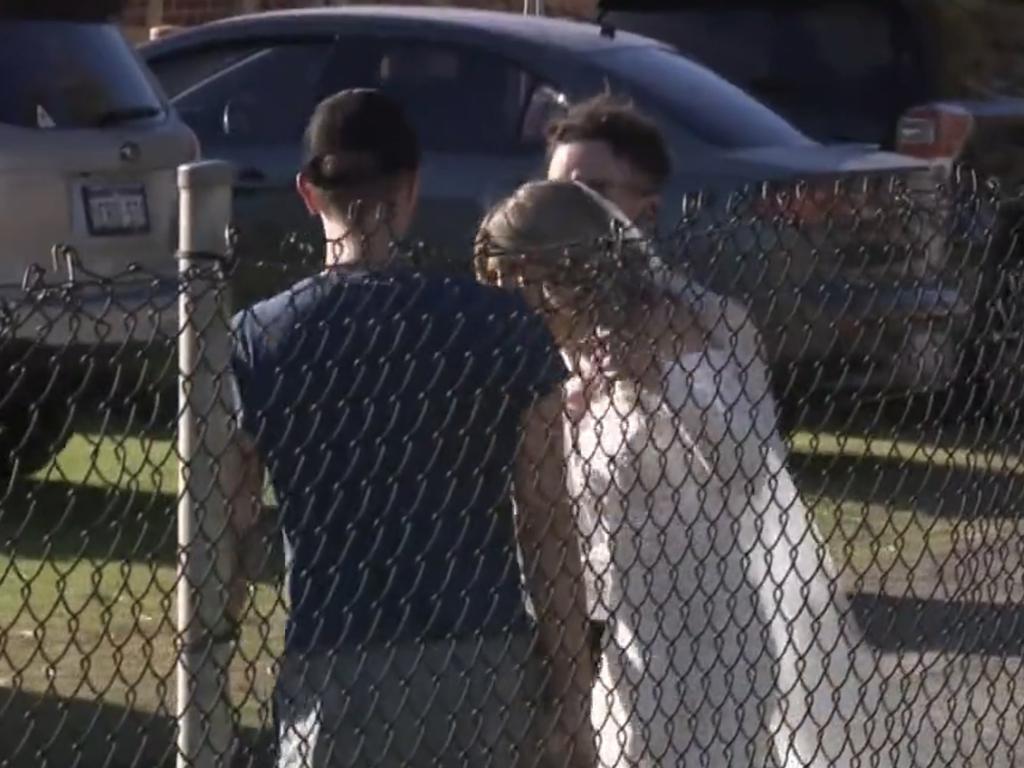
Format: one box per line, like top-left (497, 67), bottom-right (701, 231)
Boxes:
top-left (226, 91), bottom-right (594, 768)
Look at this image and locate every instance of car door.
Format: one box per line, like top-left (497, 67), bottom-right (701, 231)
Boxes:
top-left (318, 37), bottom-right (564, 269)
top-left (167, 40), bottom-right (335, 307)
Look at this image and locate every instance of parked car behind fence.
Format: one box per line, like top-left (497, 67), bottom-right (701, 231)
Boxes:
top-left (139, 6), bottom-right (973, 422)
top-left (0, 8), bottom-right (197, 476)
top-left (596, 0), bottom-right (1024, 413)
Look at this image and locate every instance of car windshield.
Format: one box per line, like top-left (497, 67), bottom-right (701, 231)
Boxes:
top-left (595, 45), bottom-right (812, 149)
top-left (606, 3), bottom-right (929, 146)
top-left (0, 20), bottom-right (164, 129)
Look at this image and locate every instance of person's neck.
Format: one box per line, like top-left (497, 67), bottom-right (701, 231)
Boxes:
top-left (322, 222), bottom-right (393, 270)
top-left (575, 303), bottom-right (675, 390)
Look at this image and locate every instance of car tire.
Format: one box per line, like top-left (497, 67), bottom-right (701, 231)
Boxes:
top-left (968, 340), bottom-right (1024, 425)
top-left (777, 391), bottom-right (866, 435)
top-left (0, 389), bottom-right (71, 478)
top-left (959, 200), bottom-right (1024, 422)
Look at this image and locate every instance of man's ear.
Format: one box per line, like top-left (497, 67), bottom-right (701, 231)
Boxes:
top-left (295, 172), bottom-right (320, 216)
top-left (404, 170), bottom-right (420, 212)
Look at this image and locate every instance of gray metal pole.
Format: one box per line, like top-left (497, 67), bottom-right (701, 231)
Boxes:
top-left (176, 160), bottom-right (237, 768)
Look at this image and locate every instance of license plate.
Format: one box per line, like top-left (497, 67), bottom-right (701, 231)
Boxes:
top-left (82, 184), bottom-right (150, 236)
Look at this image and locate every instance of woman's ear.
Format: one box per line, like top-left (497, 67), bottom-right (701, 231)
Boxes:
top-left (295, 172), bottom-right (320, 216)
top-left (407, 171), bottom-right (421, 211)
top-left (638, 195), bottom-right (660, 230)
top-left (388, 171), bottom-right (420, 238)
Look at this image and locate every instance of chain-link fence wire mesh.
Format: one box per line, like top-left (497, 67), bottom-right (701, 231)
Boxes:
top-left (0, 264), bottom-right (185, 767)
top-left (2, 166), bottom-right (1024, 768)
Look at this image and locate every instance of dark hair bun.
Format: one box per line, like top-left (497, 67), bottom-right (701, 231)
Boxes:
top-left (305, 152), bottom-right (383, 190)
top-left (302, 88), bottom-right (420, 188)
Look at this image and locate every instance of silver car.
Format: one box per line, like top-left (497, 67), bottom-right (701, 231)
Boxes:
top-left (0, 14), bottom-right (197, 473)
top-left (140, 6), bottom-right (970, 410)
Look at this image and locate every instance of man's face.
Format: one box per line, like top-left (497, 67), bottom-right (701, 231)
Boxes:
top-left (547, 140), bottom-right (660, 228)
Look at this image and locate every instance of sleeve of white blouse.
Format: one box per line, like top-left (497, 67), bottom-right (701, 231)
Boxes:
top-left (684, 284), bottom-right (769, 394)
top-left (701, 292), bottom-right (784, 453)
top-left (653, 259), bottom-right (784, 455)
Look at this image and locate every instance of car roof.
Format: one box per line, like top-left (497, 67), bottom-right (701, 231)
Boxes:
top-left (598, 0), bottom-right (897, 9)
top-left (142, 6), bottom-right (666, 58)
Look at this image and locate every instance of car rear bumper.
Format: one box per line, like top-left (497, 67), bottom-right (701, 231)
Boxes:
top-left (679, 196), bottom-right (975, 398)
top-left (765, 280), bottom-right (971, 398)
top-left (0, 116), bottom-right (194, 301)
top-left (0, 279), bottom-right (181, 405)
top-left (1, 276), bottom-right (180, 343)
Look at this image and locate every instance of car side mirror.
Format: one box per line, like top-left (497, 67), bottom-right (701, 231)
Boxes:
top-left (520, 85), bottom-right (568, 148)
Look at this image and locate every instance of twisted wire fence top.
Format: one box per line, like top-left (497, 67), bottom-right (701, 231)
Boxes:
top-left (1, 168), bottom-right (1024, 768)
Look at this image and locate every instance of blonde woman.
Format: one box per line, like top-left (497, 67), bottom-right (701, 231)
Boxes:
top-left (474, 180), bottom-right (886, 768)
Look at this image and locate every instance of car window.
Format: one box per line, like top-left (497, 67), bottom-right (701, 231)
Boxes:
top-left (147, 44), bottom-right (266, 99)
top-left (172, 43), bottom-right (332, 147)
top-left (521, 84), bottom-right (569, 145)
top-left (594, 45), bottom-right (811, 150)
top-left (320, 39), bottom-right (550, 154)
top-left (606, 3), bottom-right (929, 146)
top-left (0, 20), bottom-right (164, 129)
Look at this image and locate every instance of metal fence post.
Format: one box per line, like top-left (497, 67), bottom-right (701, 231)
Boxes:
top-left (176, 160), bottom-right (237, 768)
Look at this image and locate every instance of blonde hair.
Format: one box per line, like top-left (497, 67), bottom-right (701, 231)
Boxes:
top-left (473, 180), bottom-right (667, 325)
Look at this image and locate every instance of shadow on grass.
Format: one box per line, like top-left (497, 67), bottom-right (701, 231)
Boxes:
top-left (69, 391), bottom-right (179, 443)
top-left (790, 451), bottom-right (1024, 519)
top-left (851, 592), bottom-right (1024, 655)
top-left (0, 478), bottom-right (282, 578)
top-left (0, 687), bottom-right (274, 768)
top-left (778, 391), bottom-right (1024, 444)
top-left (0, 479), bottom-right (177, 566)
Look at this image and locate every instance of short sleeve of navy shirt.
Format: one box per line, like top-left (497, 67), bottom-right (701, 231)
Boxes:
top-left (230, 267), bottom-right (567, 653)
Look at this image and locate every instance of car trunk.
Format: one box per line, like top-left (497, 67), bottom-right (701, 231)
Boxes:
top-left (697, 143), bottom-right (949, 279)
top-left (0, 18), bottom-right (196, 351)
top-left (0, 121), bottom-right (191, 282)
top-left (672, 143), bottom-right (971, 391)
top-left (0, 18), bottom-right (195, 290)
top-left (0, 126), bottom-right (191, 352)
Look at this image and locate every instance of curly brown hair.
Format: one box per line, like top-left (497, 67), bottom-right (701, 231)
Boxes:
top-left (545, 94), bottom-right (672, 190)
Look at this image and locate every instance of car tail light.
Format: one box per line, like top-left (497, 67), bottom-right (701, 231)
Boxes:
top-left (751, 184), bottom-right (858, 226)
top-left (896, 104), bottom-right (974, 160)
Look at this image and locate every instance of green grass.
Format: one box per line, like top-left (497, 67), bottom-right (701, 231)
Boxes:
top-left (1, 424), bottom-right (1019, 765)
top-left (0, 432), bottom-right (286, 767)
top-left (813, 498), bottom-right (958, 579)
top-left (789, 430), bottom-right (1024, 476)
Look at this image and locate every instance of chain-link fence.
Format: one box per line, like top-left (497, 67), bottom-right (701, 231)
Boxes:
top-left (2, 161), bottom-right (1024, 768)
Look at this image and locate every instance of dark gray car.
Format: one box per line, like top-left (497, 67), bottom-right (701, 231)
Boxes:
top-left (140, 6), bottom-right (970, 404)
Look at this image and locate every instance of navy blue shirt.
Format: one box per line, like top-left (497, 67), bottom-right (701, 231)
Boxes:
top-left (231, 267), bottom-right (567, 653)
